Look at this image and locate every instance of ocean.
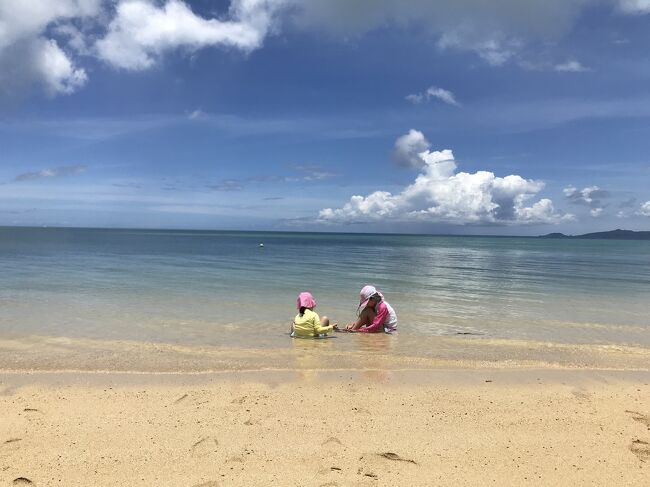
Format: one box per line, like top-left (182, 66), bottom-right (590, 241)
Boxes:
top-left (1, 227), bottom-right (649, 368)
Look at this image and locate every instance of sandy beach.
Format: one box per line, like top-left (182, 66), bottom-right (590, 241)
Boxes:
top-left (1, 365), bottom-right (649, 486)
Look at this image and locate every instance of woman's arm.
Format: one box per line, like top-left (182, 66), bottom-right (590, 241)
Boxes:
top-left (358, 302), bottom-right (388, 333)
top-left (347, 307), bottom-right (375, 330)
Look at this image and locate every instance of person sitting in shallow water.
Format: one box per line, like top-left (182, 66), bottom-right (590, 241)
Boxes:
top-left (346, 285), bottom-right (397, 333)
top-left (291, 291), bottom-right (337, 338)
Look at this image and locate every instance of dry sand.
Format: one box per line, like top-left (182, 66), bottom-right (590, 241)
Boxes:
top-left (1, 369), bottom-right (649, 486)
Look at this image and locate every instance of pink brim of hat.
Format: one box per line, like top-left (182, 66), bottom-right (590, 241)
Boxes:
top-left (358, 285), bottom-right (378, 312)
top-left (297, 291), bottom-right (316, 310)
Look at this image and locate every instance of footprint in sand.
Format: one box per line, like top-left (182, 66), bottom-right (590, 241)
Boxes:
top-left (190, 437), bottom-right (219, 458)
top-left (626, 410), bottom-right (650, 430)
top-left (321, 437), bottom-right (343, 446)
top-left (231, 396), bottom-right (247, 404)
top-left (174, 394), bottom-right (189, 404)
top-left (629, 439), bottom-right (650, 463)
top-left (378, 452), bottom-right (418, 465)
top-left (571, 389), bottom-right (590, 401)
top-left (13, 478), bottom-right (33, 485)
top-left (1, 438), bottom-right (23, 458)
top-left (227, 455), bottom-right (245, 463)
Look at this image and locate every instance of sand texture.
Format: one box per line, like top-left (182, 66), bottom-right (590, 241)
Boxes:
top-left (1, 371), bottom-right (649, 486)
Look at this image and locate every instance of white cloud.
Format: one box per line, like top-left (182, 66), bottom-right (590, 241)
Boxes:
top-left (405, 93), bottom-right (424, 104)
top-left (590, 207), bottom-right (604, 217)
top-left (618, 0), bottom-right (650, 14)
top-left (37, 39), bottom-right (88, 94)
top-left (0, 0), bottom-right (100, 96)
top-left (0, 0), bottom-right (644, 98)
top-left (564, 185), bottom-right (610, 210)
top-left (14, 165), bottom-right (87, 182)
top-left (207, 164), bottom-right (335, 191)
top-left (320, 130), bottom-right (572, 225)
top-left (437, 31), bottom-right (522, 66)
top-left (406, 86), bottom-right (459, 106)
top-left (188, 109), bottom-right (208, 120)
top-left (393, 129), bottom-right (432, 168)
top-left (95, 0), bottom-right (286, 70)
top-left (0, 0), bottom-right (286, 95)
top-left (289, 0), bottom-right (590, 67)
top-left (554, 60), bottom-right (589, 72)
top-left (639, 201), bottom-right (650, 216)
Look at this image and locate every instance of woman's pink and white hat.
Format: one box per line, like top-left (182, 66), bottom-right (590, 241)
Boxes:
top-left (358, 285), bottom-right (382, 312)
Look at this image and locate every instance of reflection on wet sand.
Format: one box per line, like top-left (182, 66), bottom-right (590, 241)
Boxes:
top-left (1, 332), bottom-right (649, 373)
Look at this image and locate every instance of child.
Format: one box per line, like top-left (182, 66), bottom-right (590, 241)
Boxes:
top-left (347, 285), bottom-right (397, 333)
top-left (291, 291), bottom-right (336, 338)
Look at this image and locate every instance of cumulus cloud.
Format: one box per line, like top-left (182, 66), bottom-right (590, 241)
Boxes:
top-left (0, 0), bottom-right (285, 96)
top-left (289, 0), bottom-right (593, 66)
top-left (14, 165), bottom-right (87, 182)
top-left (437, 31), bottom-right (522, 66)
top-left (563, 185), bottom-right (609, 204)
top-left (393, 129), bottom-right (432, 168)
top-left (96, 0), bottom-right (286, 70)
top-left (1, 0), bottom-right (645, 97)
top-left (563, 186), bottom-right (611, 218)
top-left (320, 130), bottom-right (572, 225)
top-left (406, 86), bottom-right (459, 106)
top-left (618, 0), bottom-right (650, 14)
top-left (289, 1), bottom-right (650, 65)
top-left (0, 0), bottom-right (99, 96)
top-left (639, 201), bottom-right (650, 216)
top-left (554, 60), bottom-right (589, 72)
top-left (563, 185), bottom-right (610, 216)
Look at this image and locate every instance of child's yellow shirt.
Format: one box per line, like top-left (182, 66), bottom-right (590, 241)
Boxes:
top-left (293, 309), bottom-right (333, 337)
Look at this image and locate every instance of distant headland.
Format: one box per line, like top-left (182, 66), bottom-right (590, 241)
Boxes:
top-left (540, 229), bottom-right (650, 240)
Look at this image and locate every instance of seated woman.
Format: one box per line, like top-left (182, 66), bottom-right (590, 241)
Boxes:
top-left (291, 291), bottom-right (336, 338)
top-left (347, 285), bottom-right (397, 333)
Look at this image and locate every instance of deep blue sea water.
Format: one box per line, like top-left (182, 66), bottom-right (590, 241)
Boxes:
top-left (1, 227), bottom-right (649, 351)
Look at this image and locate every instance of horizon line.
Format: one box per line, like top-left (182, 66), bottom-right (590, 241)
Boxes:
top-left (0, 224), bottom-right (644, 239)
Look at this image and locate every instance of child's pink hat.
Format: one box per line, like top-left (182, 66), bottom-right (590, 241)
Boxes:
top-left (297, 291), bottom-right (316, 310)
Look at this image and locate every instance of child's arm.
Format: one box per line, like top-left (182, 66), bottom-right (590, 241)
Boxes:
top-left (312, 313), bottom-right (333, 334)
top-left (358, 303), bottom-right (388, 333)
top-left (314, 323), bottom-right (334, 334)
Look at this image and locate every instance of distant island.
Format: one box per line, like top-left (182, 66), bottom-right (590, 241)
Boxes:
top-left (540, 229), bottom-right (650, 240)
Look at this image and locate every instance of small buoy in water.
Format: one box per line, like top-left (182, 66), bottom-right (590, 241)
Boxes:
top-left (259, 243), bottom-right (264, 247)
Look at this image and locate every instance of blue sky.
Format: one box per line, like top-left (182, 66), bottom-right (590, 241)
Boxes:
top-left (1, 0), bottom-right (650, 234)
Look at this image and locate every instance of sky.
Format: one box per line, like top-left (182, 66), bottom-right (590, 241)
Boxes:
top-left (1, 0), bottom-right (650, 235)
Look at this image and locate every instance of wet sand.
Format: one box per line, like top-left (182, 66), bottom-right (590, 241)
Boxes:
top-left (1, 368), bottom-right (649, 486)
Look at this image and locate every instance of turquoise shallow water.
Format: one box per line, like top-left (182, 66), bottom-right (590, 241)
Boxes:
top-left (0, 227), bottom-right (649, 352)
